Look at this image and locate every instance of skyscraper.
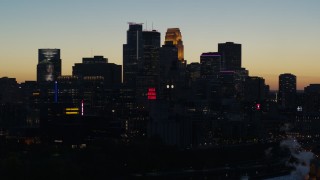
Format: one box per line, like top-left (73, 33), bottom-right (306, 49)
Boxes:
top-left (200, 52), bottom-right (221, 78)
top-left (141, 30), bottom-right (160, 76)
top-left (143, 30), bottom-right (160, 47)
top-left (159, 43), bottom-right (178, 80)
top-left (304, 84), bottom-right (320, 112)
top-left (123, 23), bottom-right (144, 87)
top-left (218, 42), bottom-right (241, 70)
top-left (159, 42), bottom-right (178, 100)
top-left (244, 76), bottom-right (266, 102)
top-left (135, 30), bottom-right (161, 104)
top-left (72, 56), bottom-right (122, 88)
top-left (165, 28), bottom-right (184, 61)
top-left (186, 62), bottom-right (200, 83)
top-left (37, 49), bottom-right (61, 83)
top-left (278, 73), bottom-right (296, 109)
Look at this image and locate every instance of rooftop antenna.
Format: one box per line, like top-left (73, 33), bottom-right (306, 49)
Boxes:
top-left (152, 22), bottom-right (154, 30)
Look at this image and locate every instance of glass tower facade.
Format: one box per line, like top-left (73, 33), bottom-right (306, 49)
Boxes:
top-left (37, 49), bottom-right (61, 82)
top-left (123, 23), bottom-right (144, 87)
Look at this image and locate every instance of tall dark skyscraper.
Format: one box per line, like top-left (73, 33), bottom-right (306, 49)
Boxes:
top-left (143, 30), bottom-right (160, 47)
top-left (135, 30), bottom-right (161, 103)
top-left (159, 43), bottom-right (178, 80)
top-left (165, 28), bottom-right (184, 61)
top-left (200, 52), bottom-right (221, 78)
top-left (158, 42), bottom-right (179, 100)
top-left (37, 49), bottom-right (61, 83)
top-left (278, 73), bottom-right (297, 109)
top-left (141, 30), bottom-right (160, 76)
top-left (218, 42), bottom-right (241, 70)
top-left (123, 23), bottom-right (144, 87)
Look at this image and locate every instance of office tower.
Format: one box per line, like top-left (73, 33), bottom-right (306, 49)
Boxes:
top-left (20, 81), bottom-right (40, 127)
top-left (141, 30), bottom-right (160, 76)
top-left (135, 30), bottom-right (161, 103)
top-left (0, 77), bottom-right (19, 104)
top-left (244, 76), bottom-right (266, 102)
top-left (37, 49), bottom-right (61, 83)
top-left (200, 52), bottom-right (221, 78)
top-left (219, 71), bottom-right (237, 100)
top-left (72, 56), bottom-right (122, 89)
top-left (72, 56), bottom-right (121, 116)
top-left (278, 73), bottom-right (296, 109)
top-left (218, 42), bottom-right (241, 70)
top-left (165, 28), bottom-right (184, 61)
top-left (159, 43), bottom-right (179, 78)
top-left (159, 43), bottom-right (178, 100)
top-left (56, 76), bottom-right (81, 105)
top-left (81, 76), bottom-right (105, 116)
top-left (143, 30), bottom-right (160, 47)
top-left (123, 23), bottom-right (144, 87)
top-left (303, 84), bottom-right (320, 112)
top-left (0, 77), bottom-right (24, 128)
top-left (186, 62), bottom-right (200, 83)
top-left (159, 42), bottom-right (178, 78)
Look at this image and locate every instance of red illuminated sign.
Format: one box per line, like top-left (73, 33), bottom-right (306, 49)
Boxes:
top-left (148, 88), bottom-right (157, 100)
top-left (256, 103), bottom-right (261, 110)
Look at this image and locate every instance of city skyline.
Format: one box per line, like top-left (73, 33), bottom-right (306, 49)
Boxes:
top-left (1, 0), bottom-right (320, 90)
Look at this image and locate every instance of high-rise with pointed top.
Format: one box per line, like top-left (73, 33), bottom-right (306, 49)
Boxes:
top-left (164, 28), bottom-right (184, 61)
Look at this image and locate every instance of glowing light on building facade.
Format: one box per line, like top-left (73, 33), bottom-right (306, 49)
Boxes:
top-left (165, 28), bottom-right (184, 61)
top-left (147, 88), bottom-right (157, 100)
top-left (64, 107), bottom-right (79, 115)
top-left (256, 103), bottom-right (261, 110)
top-left (81, 99), bottom-right (84, 116)
top-left (37, 49), bottom-right (61, 82)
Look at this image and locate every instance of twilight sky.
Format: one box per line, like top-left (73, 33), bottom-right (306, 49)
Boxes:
top-left (0, 0), bottom-right (319, 90)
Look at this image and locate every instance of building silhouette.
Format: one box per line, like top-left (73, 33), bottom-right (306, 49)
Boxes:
top-left (0, 77), bottom-right (20, 104)
top-left (218, 42), bottom-right (241, 70)
top-left (186, 62), bottom-right (200, 83)
top-left (123, 23), bottom-right (144, 87)
top-left (165, 28), bottom-right (184, 61)
top-left (159, 42), bottom-right (179, 100)
top-left (143, 30), bottom-right (161, 47)
top-left (303, 84), bottom-right (320, 112)
top-left (278, 73), bottom-right (296, 109)
top-left (72, 56), bottom-right (121, 89)
top-left (200, 52), bottom-right (221, 79)
top-left (37, 49), bottom-right (61, 83)
top-left (141, 30), bottom-right (160, 76)
top-left (244, 76), bottom-right (266, 102)
top-left (136, 30), bottom-right (161, 104)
